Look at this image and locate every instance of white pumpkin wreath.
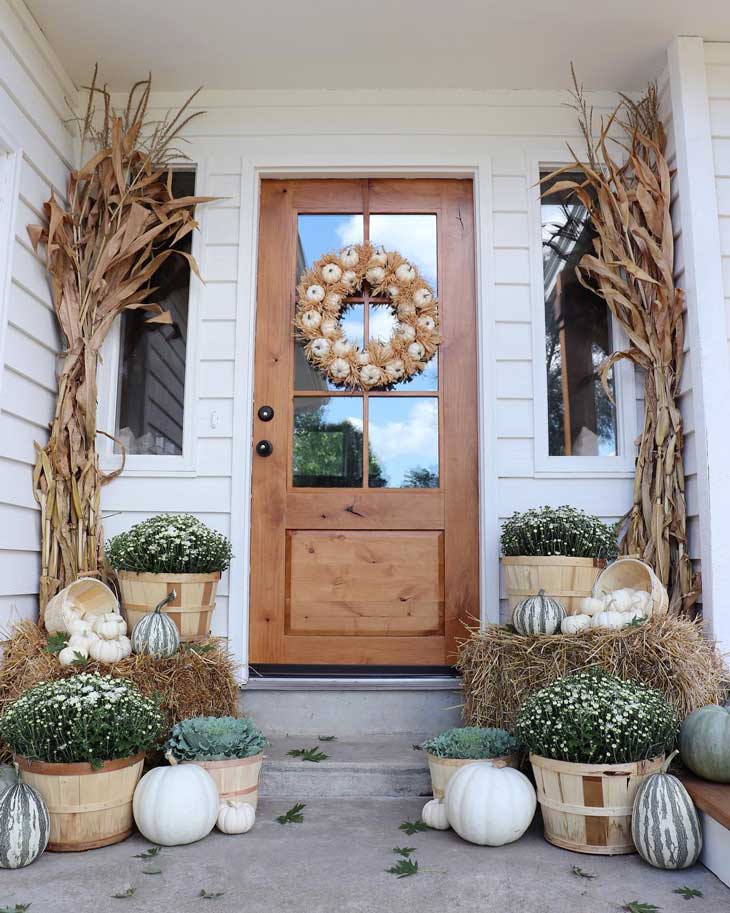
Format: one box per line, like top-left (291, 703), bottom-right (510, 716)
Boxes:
top-left (294, 242), bottom-right (440, 390)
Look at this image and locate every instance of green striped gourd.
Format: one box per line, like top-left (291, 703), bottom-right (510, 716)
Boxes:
top-left (631, 751), bottom-right (702, 869)
top-left (512, 590), bottom-right (565, 635)
top-left (680, 705), bottom-right (730, 783)
top-left (0, 773), bottom-right (50, 868)
top-left (131, 591), bottom-right (180, 657)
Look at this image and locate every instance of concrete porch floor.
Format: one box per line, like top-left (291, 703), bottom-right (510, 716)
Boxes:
top-left (3, 798), bottom-right (729, 913)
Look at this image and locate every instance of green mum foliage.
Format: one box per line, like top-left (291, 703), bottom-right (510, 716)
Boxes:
top-left (421, 726), bottom-right (519, 759)
top-left (165, 716), bottom-right (266, 761)
top-left (500, 505), bottom-right (618, 559)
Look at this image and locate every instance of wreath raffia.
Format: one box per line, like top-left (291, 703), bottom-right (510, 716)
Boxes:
top-left (294, 242), bottom-right (440, 390)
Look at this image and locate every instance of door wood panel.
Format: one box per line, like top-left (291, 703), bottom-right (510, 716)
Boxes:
top-left (249, 178), bottom-right (478, 666)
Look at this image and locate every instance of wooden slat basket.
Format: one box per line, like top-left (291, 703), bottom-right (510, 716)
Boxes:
top-left (44, 577), bottom-right (119, 634)
top-left (501, 556), bottom-right (606, 616)
top-left (593, 558), bottom-right (668, 617)
top-left (184, 753), bottom-right (264, 810)
top-left (16, 753), bottom-right (144, 852)
top-left (118, 571), bottom-right (220, 642)
top-left (530, 753), bottom-right (665, 855)
top-left (426, 753), bottom-right (518, 799)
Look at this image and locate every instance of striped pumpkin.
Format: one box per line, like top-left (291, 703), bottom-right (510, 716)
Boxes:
top-left (512, 590), bottom-right (565, 635)
top-left (0, 776), bottom-right (50, 868)
top-left (131, 592), bottom-right (180, 657)
top-left (631, 751), bottom-right (702, 869)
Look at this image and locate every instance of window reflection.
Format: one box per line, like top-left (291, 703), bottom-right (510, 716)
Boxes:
top-left (294, 304), bottom-right (364, 392)
top-left (368, 397), bottom-right (439, 488)
top-left (297, 214), bottom-right (363, 271)
top-left (541, 172), bottom-right (617, 456)
top-left (293, 397), bottom-right (363, 487)
top-left (370, 214), bottom-right (437, 292)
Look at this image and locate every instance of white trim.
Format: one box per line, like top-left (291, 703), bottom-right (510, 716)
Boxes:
top-left (527, 153), bottom-right (637, 475)
top-left (0, 126), bottom-right (22, 407)
top-left (668, 36), bottom-right (730, 656)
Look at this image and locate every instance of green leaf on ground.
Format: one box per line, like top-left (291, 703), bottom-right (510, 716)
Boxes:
top-left (287, 747), bottom-right (329, 763)
top-left (141, 866), bottom-right (162, 875)
top-left (623, 903), bottom-right (661, 913)
top-left (276, 802), bottom-right (306, 824)
top-left (46, 632), bottom-right (66, 654)
top-left (133, 846), bottom-right (162, 859)
top-left (392, 847), bottom-right (416, 857)
top-left (318, 735), bottom-right (337, 741)
top-left (412, 744), bottom-right (423, 751)
top-left (0, 906), bottom-right (32, 913)
top-left (571, 865), bottom-right (597, 879)
top-left (111, 887), bottom-right (136, 899)
top-left (387, 858), bottom-right (419, 879)
top-left (399, 819), bottom-right (428, 835)
top-left (673, 887), bottom-right (703, 901)
top-left (199, 890), bottom-right (226, 900)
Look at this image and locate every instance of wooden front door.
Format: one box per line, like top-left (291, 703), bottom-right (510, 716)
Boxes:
top-left (249, 179), bottom-right (478, 666)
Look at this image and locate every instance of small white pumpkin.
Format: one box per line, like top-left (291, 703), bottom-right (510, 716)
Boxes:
top-left (321, 263), bottom-right (342, 284)
top-left (320, 317), bottom-right (338, 336)
top-left (310, 338), bottom-right (331, 358)
top-left (67, 617), bottom-right (92, 638)
top-left (332, 339), bottom-right (351, 356)
top-left (414, 287), bottom-right (433, 307)
top-left (365, 266), bottom-right (385, 286)
top-left (300, 309), bottom-right (322, 330)
top-left (59, 645), bottom-right (87, 666)
top-left (67, 633), bottom-right (95, 652)
top-left (216, 800), bottom-right (255, 835)
top-left (385, 359), bottom-right (405, 380)
top-left (133, 754), bottom-right (219, 846)
top-left (341, 269), bottom-right (357, 288)
top-left (340, 246), bottom-right (359, 268)
top-left (444, 761), bottom-right (536, 846)
top-left (357, 351), bottom-right (370, 365)
top-left (89, 637), bottom-right (128, 664)
top-left (324, 292), bottom-right (342, 310)
top-left (396, 262), bottom-right (416, 283)
top-left (560, 614), bottom-right (591, 635)
top-left (387, 284), bottom-right (400, 298)
top-left (92, 612), bottom-right (127, 641)
top-left (369, 248), bottom-right (387, 267)
top-left (407, 342), bottom-right (425, 361)
top-left (580, 596), bottom-right (606, 617)
top-left (417, 315), bottom-right (435, 333)
top-left (421, 798), bottom-right (449, 831)
top-left (590, 610), bottom-right (626, 630)
top-left (632, 590), bottom-right (651, 612)
top-left (117, 635), bottom-right (133, 658)
top-left (305, 284), bottom-right (325, 302)
top-left (360, 364), bottom-right (382, 386)
top-left (606, 588), bottom-right (634, 613)
top-left (398, 324), bottom-right (416, 343)
top-left (329, 358), bottom-right (351, 380)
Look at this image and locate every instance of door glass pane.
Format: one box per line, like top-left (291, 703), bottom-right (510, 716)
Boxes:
top-left (297, 214), bottom-right (364, 272)
top-left (368, 397), bottom-right (439, 489)
top-left (368, 304), bottom-right (438, 391)
top-left (370, 214), bottom-right (437, 291)
top-left (295, 303), bottom-right (364, 391)
top-left (293, 396), bottom-right (364, 487)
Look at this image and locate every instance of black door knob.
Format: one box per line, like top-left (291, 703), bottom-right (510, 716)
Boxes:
top-left (258, 405), bottom-right (274, 422)
top-left (256, 439), bottom-right (273, 457)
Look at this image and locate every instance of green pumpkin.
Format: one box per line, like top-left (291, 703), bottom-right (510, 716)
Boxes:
top-left (631, 751), bottom-right (702, 869)
top-left (0, 774), bottom-right (49, 868)
top-left (131, 592), bottom-right (180, 657)
top-left (680, 705), bottom-right (730, 783)
top-left (512, 590), bottom-right (565, 635)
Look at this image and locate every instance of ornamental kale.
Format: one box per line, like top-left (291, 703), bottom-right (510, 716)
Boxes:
top-left (421, 727), bottom-right (519, 759)
top-left (500, 506), bottom-right (618, 558)
top-left (0, 674), bottom-right (164, 763)
top-left (106, 514), bottom-right (232, 574)
top-left (515, 668), bottom-right (678, 764)
top-left (164, 716), bottom-right (266, 761)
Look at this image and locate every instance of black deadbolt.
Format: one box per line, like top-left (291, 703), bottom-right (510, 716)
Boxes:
top-left (257, 405), bottom-right (274, 422)
top-left (256, 439), bottom-right (273, 457)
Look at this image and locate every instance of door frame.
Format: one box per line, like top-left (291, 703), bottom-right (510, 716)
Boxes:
top-left (228, 160), bottom-right (499, 682)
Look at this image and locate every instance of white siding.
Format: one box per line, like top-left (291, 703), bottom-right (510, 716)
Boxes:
top-left (706, 46), bottom-right (730, 361)
top-left (0, 0), bottom-right (75, 627)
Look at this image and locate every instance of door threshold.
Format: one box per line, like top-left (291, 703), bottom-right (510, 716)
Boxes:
top-left (243, 669), bottom-right (461, 691)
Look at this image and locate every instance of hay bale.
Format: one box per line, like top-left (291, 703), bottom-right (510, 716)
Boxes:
top-left (457, 615), bottom-right (730, 731)
top-left (0, 622), bottom-right (239, 764)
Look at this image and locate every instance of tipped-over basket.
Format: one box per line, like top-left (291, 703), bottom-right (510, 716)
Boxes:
top-left (530, 753), bottom-right (665, 855)
top-left (501, 556), bottom-right (607, 617)
top-left (593, 558), bottom-right (668, 617)
top-left (118, 571), bottom-right (220, 642)
top-left (44, 577), bottom-right (120, 634)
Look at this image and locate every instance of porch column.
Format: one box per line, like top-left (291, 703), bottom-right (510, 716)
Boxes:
top-left (668, 36), bottom-right (730, 657)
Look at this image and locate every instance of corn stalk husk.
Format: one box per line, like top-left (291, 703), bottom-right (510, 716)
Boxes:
top-left (542, 73), bottom-right (699, 615)
top-left (29, 69), bottom-right (213, 621)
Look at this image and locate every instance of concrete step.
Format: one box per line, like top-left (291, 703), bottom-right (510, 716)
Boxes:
top-left (259, 734), bottom-right (433, 798)
top-left (239, 678), bottom-right (463, 737)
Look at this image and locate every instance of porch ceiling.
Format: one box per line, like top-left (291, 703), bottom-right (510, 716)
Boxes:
top-left (25, 0), bottom-right (730, 92)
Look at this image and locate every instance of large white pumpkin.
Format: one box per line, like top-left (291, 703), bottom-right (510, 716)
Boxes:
top-left (132, 755), bottom-right (218, 846)
top-left (444, 761), bottom-right (536, 846)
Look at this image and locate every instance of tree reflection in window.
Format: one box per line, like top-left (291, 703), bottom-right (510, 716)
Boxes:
top-left (541, 171), bottom-right (617, 456)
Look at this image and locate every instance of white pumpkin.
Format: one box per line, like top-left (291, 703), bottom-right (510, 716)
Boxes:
top-left (365, 266), bottom-right (385, 285)
top-left (369, 248), bottom-right (387, 267)
top-left (329, 358), bottom-right (351, 380)
top-left (320, 318), bottom-right (338, 336)
top-left (606, 588), bottom-right (634, 613)
top-left (590, 610), bottom-right (627, 631)
top-left (417, 315), bottom-right (435, 333)
top-left (357, 351), bottom-right (370, 365)
top-left (360, 364), bottom-right (382, 386)
top-left (310, 338), bottom-right (331, 359)
top-left (414, 288), bottom-right (433, 307)
top-left (58, 645), bottom-right (87, 666)
top-left (332, 339), bottom-right (351, 356)
top-left (395, 262), bottom-right (416, 283)
top-left (385, 359), bottom-right (404, 380)
top-left (421, 798), bottom-right (449, 831)
top-left (407, 342), bottom-right (425, 361)
top-left (117, 635), bottom-right (133, 658)
top-left (133, 755), bottom-right (219, 846)
top-left (632, 590), bottom-right (651, 612)
top-left (387, 284), bottom-right (400, 298)
top-left (305, 284), bottom-right (325, 302)
top-left (623, 607), bottom-right (645, 625)
top-left (444, 762), bottom-right (536, 846)
top-left (321, 263), bottom-right (342, 284)
top-left (67, 617), bottom-right (92, 638)
top-left (341, 269), bottom-right (357, 288)
top-left (560, 614), bottom-right (591, 635)
top-left (324, 292), bottom-right (342, 310)
top-left (92, 612), bottom-right (126, 640)
top-left (300, 309), bottom-right (322, 330)
top-left (216, 800), bottom-right (255, 835)
top-left (580, 596), bottom-right (606, 616)
top-left (89, 637), bottom-right (128, 664)
top-left (340, 246), bottom-right (359, 268)
top-left (67, 633), bottom-right (95, 651)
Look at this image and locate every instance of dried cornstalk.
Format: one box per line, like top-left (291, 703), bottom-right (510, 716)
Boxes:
top-left (543, 72), bottom-right (699, 614)
top-left (29, 68), bottom-right (212, 619)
